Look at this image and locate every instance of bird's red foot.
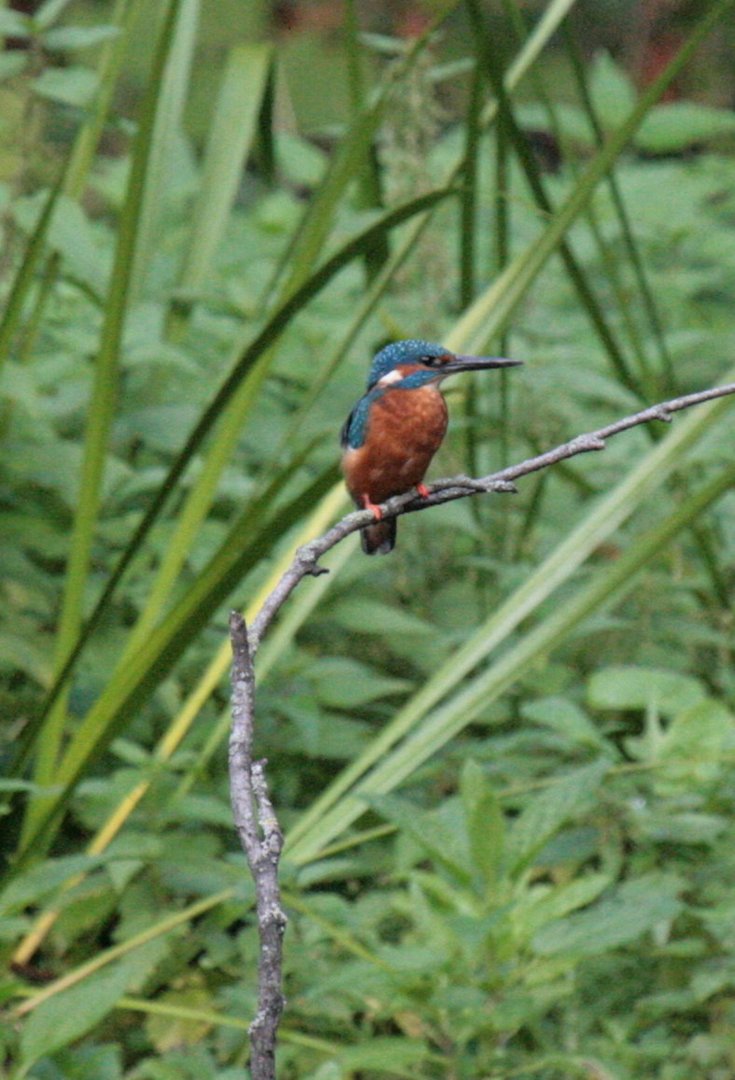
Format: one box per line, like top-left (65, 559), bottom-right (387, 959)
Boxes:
top-left (416, 483), bottom-right (430, 498)
top-left (360, 493), bottom-right (383, 521)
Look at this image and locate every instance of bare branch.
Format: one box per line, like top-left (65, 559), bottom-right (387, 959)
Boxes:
top-left (228, 612), bottom-right (286, 1080)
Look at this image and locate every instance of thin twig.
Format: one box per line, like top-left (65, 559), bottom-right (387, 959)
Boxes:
top-left (248, 380), bottom-right (735, 652)
top-left (229, 612), bottom-right (286, 1080)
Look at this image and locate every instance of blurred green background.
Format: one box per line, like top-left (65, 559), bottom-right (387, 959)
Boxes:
top-left (3, 2), bottom-right (735, 1078)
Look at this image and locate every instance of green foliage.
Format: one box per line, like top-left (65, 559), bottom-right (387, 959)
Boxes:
top-left (3, 1), bottom-right (735, 1077)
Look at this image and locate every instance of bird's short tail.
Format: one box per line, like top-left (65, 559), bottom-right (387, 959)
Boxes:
top-left (361, 517), bottom-right (396, 555)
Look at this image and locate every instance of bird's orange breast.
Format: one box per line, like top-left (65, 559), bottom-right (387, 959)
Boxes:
top-left (342, 385), bottom-right (448, 505)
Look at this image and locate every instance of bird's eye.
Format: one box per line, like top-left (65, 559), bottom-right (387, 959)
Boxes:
top-left (420, 355), bottom-right (444, 367)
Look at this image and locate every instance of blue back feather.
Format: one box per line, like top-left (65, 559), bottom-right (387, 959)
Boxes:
top-left (341, 387), bottom-right (384, 450)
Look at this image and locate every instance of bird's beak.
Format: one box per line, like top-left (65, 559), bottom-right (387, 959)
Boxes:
top-left (442, 355), bottom-right (523, 375)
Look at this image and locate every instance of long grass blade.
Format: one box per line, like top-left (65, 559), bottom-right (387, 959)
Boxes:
top-left (0, 176), bottom-right (63, 374)
top-left (64, 0), bottom-right (145, 200)
top-left (562, 18), bottom-right (675, 390)
top-left (344, 0), bottom-right (387, 281)
top-left (501, 0), bottom-right (657, 396)
top-left (467, 0), bottom-right (638, 396)
top-left (272, 7), bottom-right (458, 302)
top-left (14, 888), bottom-right (234, 1019)
top-left (168, 42), bottom-right (273, 334)
top-left (459, 60), bottom-right (481, 312)
top-left (128, 0), bottom-right (200, 302)
top-left (22, 0), bottom-right (186, 844)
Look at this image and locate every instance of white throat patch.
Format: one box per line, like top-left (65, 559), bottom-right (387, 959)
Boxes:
top-left (377, 369), bottom-right (403, 387)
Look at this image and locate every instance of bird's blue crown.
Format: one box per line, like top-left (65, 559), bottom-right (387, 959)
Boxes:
top-left (367, 339), bottom-right (449, 389)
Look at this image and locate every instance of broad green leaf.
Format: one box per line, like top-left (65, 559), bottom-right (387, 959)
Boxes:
top-left (533, 874), bottom-right (683, 956)
top-left (280, 709), bottom-right (371, 761)
top-left (0, 855), bottom-right (105, 914)
top-left (513, 873), bottom-right (611, 939)
top-left (277, 131), bottom-right (329, 189)
top-left (41, 25), bottom-right (121, 50)
top-left (460, 760), bottom-right (505, 891)
top-left (0, 52), bottom-right (27, 78)
top-left (145, 987), bottom-right (217, 1051)
top-left (0, 10), bottom-right (30, 36)
top-left (33, 0), bottom-right (76, 29)
top-left (516, 100), bottom-right (595, 146)
top-left (656, 699), bottom-right (735, 790)
top-left (327, 597), bottom-right (433, 637)
top-left (47, 194), bottom-right (110, 290)
top-left (588, 51), bottom-right (637, 130)
top-left (521, 697), bottom-right (606, 748)
top-left (32, 66), bottom-right (98, 107)
top-left (586, 666), bottom-right (705, 715)
top-left (368, 795), bottom-right (471, 884)
top-left (19, 939), bottom-right (167, 1067)
top-left (506, 760), bottom-right (608, 877)
top-left (19, 960), bottom-right (134, 1066)
top-left (0, 632), bottom-right (52, 686)
top-left (639, 810), bottom-right (727, 846)
top-left (637, 101), bottom-right (735, 154)
top-left (308, 658), bottom-right (411, 709)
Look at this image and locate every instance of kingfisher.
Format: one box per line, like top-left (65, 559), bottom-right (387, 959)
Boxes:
top-left (341, 339), bottom-right (522, 554)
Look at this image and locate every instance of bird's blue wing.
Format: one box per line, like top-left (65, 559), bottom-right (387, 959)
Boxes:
top-left (339, 406), bottom-right (357, 448)
top-left (340, 388), bottom-right (384, 450)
